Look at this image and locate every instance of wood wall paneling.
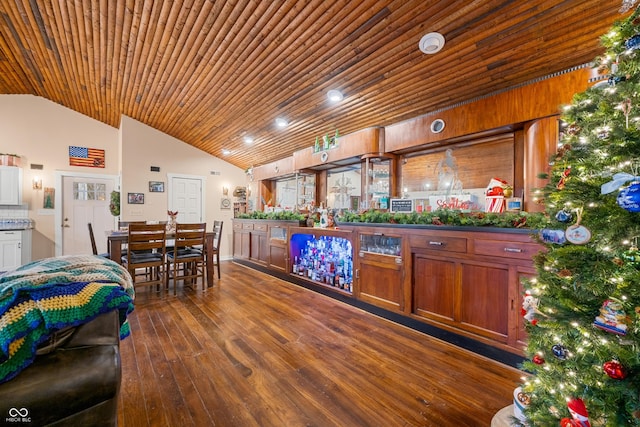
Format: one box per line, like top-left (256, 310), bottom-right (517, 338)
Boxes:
top-left (524, 116), bottom-right (560, 212)
top-left (401, 135), bottom-right (514, 193)
top-left (384, 68), bottom-right (590, 153)
top-left (293, 127), bottom-right (383, 170)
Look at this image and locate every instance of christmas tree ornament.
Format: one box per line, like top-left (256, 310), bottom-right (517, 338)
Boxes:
top-left (566, 123), bottom-right (580, 136)
top-left (565, 208), bottom-right (591, 245)
top-left (601, 172), bottom-right (640, 195)
top-left (620, 0), bottom-right (639, 13)
top-left (620, 99), bottom-right (632, 129)
top-left (555, 209), bottom-right (573, 223)
top-left (622, 245), bottom-right (639, 264)
top-left (552, 343), bottom-right (568, 360)
top-left (617, 182), bottom-right (640, 212)
top-left (558, 269), bottom-right (572, 278)
top-left (608, 74), bottom-right (627, 86)
top-left (596, 127), bottom-right (610, 140)
top-left (594, 299), bottom-right (629, 335)
top-left (532, 354), bottom-right (545, 365)
top-left (557, 166), bottom-right (571, 189)
top-left (603, 359), bottom-right (627, 380)
top-left (560, 397), bottom-right (591, 427)
top-left (625, 34), bottom-right (640, 51)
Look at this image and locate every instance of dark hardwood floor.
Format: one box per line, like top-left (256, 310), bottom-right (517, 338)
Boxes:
top-left (117, 261), bottom-right (522, 426)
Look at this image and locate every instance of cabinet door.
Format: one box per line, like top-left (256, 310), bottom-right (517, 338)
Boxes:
top-left (358, 253), bottom-right (404, 311)
top-left (460, 262), bottom-right (509, 342)
top-left (412, 254), bottom-right (456, 322)
top-left (250, 232), bottom-right (268, 264)
top-left (0, 236), bottom-right (21, 271)
top-left (233, 230), bottom-right (250, 259)
top-left (0, 167), bottom-right (21, 205)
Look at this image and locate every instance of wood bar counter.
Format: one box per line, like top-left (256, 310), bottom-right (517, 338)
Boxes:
top-left (233, 218), bottom-right (542, 356)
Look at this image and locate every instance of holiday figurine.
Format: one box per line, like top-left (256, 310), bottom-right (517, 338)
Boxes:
top-left (521, 290), bottom-right (540, 325)
top-left (560, 397), bottom-right (591, 427)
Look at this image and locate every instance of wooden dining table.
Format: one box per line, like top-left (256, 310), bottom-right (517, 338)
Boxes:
top-left (107, 230), bottom-right (216, 288)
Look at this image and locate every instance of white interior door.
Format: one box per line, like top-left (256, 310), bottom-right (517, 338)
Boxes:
top-left (61, 175), bottom-right (116, 255)
top-left (169, 175), bottom-right (204, 223)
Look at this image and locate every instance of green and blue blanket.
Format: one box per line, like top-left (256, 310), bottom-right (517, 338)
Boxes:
top-left (0, 254), bottom-right (135, 383)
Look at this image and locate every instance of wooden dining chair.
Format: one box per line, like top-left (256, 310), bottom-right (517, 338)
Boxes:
top-left (118, 220), bottom-right (145, 229)
top-left (87, 223), bottom-right (110, 258)
top-left (166, 222), bottom-right (207, 295)
top-left (211, 220), bottom-right (223, 279)
top-left (122, 223), bottom-right (167, 292)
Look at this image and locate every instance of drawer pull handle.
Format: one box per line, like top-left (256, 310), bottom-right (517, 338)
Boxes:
top-left (504, 247), bottom-right (523, 253)
top-left (429, 241), bottom-right (444, 246)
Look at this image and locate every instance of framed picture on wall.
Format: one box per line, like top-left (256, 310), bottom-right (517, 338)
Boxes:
top-left (128, 193), bottom-right (144, 204)
top-left (149, 181), bottom-right (164, 192)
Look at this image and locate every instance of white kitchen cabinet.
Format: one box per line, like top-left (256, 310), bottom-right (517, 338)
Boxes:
top-left (0, 230), bottom-right (22, 271)
top-left (0, 166), bottom-right (22, 205)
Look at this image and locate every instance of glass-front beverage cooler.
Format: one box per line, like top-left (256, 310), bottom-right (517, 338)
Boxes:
top-left (290, 231), bottom-right (354, 293)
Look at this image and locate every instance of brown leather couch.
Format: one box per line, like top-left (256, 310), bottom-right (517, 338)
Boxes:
top-left (0, 310), bottom-right (122, 426)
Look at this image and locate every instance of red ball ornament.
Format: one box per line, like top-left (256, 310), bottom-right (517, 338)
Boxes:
top-left (532, 354), bottom-right (545, 365)
top-left (603, 360), bottom-right (627, 380)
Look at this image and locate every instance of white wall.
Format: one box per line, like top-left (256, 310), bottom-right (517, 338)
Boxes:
top-left (0, 95), bottom-right (244, 261)
top-left (120, 115), bottom-right (244, 258)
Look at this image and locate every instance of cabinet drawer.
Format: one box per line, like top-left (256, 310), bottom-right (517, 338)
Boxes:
top-left (473, 239), bottom-right (541, 260)
top-left (0, 231), bottom-right (21, 241)
top-left (242, 223), bottom-right (254, 230)
top-left (254, 223), bottom-right (268, 232)
top-left (409, 234), bottom-right (467, 253)
top-left (233, 222), bottom-right (244, 230)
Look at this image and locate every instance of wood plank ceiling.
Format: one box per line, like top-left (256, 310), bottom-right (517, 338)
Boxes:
top-left (0, 1), bottom-right (632, 171)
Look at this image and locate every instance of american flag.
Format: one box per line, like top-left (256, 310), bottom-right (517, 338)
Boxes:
top-left (69, 146), bottom-right (105, 168)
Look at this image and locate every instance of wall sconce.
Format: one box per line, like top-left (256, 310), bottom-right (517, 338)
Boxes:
top-left (32, 176), bottom-right (42, 190)
top-left (222, 186), bottom-right (229, 196)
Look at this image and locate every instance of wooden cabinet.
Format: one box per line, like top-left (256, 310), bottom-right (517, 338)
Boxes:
top-left (0, 166), bottom-right (22, 205)
top-left (234, 220), bottom-right (541, 354)
top-left (409, 228), bottom-right (541, 351)
top-left (232, 221), bottom-right (251, 259)
top-left (233, 219), bottom-right (306, 270)
top-left (249, 222), bottom-right (268, 264)
top-left (268, 224), bottom-right (288, 272)
top-left (413, 254), bottom-right (456, 322)
top-left (356, 230), bottom-right (404, 311)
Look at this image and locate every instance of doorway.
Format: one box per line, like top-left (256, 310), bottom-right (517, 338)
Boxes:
top-left (167, 174), bottom-right (205, 223)
top-left (55, 172), bottom-right (118, 256)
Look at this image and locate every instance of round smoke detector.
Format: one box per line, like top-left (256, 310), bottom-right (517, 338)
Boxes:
top-left (419, 32), bottom-right (445, 54)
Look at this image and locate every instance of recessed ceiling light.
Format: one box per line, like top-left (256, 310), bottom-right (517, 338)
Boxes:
top-left (419, 32), bottom-right (445, 54)
top-left (275, 117), bottom-right (288, 128)
top-left (327, 89), bottom-right (344, 102)
top-left (222, 149), bottom-right (231, 155)
top-left (243, 136), bottom-right (254, 144)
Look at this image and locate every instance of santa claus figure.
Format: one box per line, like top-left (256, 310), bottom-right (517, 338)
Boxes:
top-left (560, 398), bottom-right (591, 427)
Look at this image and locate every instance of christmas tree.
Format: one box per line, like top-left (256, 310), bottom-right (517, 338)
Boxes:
top-left (518, 5), bottom-right (640, 426)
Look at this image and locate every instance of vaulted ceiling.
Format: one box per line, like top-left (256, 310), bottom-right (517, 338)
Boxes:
top-left (0, 1), bottom-right (632, 171)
